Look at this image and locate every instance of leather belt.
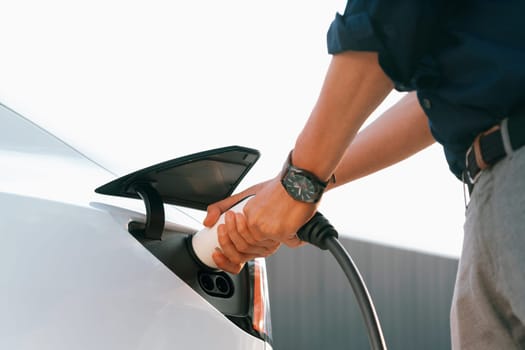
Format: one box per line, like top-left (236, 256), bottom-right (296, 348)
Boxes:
top-left (464, 116), bottom-right (525, 191)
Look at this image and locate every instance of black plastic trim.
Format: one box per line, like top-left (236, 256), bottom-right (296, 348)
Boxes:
top-left (127, 183), bottom-right (165, 240)
top-left (95, 146), bottom-right (260, 211)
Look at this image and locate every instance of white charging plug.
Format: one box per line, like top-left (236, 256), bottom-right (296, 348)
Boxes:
top-left (191, 196), bottom-right (253, 269)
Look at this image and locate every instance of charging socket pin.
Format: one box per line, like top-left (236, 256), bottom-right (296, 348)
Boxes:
top-left (198, 271), bottom-right (235, 298)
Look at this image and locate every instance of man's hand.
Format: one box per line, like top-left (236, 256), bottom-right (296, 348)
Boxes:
top-left (204, 180), bottom-right (282, 274)
top-left (203, 177), bottom-right (314, 274)
top-left (242, 176), bottom-right (316, 247)
top-left (211, 210), bottom-right (281, 274)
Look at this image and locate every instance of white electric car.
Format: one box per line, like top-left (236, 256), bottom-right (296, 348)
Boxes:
top-left (0, 102), bottom-right (272, 350)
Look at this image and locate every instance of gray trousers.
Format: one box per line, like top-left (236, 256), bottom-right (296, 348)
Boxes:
top-left (451, 146), bottom-right (525, 349)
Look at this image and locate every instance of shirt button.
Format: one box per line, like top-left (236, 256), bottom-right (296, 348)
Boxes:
top-left (422, 98), bottom-right (432, 109)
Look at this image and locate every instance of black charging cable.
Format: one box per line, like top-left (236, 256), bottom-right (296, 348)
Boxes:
top-left (297, 212), bottom-right (387, 350)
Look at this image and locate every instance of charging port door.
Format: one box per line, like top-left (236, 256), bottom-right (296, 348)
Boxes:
top-left (94, 146), bottom-right (263, 340)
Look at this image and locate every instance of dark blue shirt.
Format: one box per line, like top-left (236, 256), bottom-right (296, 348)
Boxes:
top-left (327, 0), bottom-right (525, 179)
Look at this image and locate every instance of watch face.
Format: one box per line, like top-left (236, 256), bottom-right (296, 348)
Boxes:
top-left (283, 170), bottom-right (318, 203)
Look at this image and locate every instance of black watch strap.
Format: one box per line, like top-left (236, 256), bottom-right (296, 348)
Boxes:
top-left (282, 151), bottom-right (335, 186)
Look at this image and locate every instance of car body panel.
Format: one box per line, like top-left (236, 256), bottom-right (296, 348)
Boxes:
top-left (0, 104), bottom-right (269, 349)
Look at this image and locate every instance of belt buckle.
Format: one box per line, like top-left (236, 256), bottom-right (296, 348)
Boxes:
top-left (465, 145), bottom-right (482, 185)
top-left (465, 124), bottom-right (501, 185)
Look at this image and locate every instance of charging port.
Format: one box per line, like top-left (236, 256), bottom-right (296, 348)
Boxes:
top-left (198, 271), bottom-right (234, 298)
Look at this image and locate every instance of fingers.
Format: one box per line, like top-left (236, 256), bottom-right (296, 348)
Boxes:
top-left (203, 195), bottom-right (242, 227)
top-left (212, 250), bottom-right (245, 274)
top-left (213, 230), bottom-right (294, 274)
top-left (203, 183), bottom-right (264, 227)
top-left (215, 211), bottom-right (281, 274)
top-left (217, 219), bottom-right (258, 265)
top-left (283, 234), bottom-right (305, 248)
top-left (203, 205), bottom-right (222, 228)
top-left (230, 212), bottom-right (279, 253)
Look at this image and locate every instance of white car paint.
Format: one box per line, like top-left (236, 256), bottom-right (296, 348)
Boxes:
top-left (0, 104), bottom-right (270, 349)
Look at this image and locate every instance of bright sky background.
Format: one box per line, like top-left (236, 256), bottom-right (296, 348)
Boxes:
top-left (0, 0), bottom-right (465, 258)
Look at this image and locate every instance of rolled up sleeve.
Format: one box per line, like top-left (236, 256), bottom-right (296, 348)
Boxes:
top-left (327, 12), bottom-right (383, 53)
top-left (327, 0), bottom-right (443, 89)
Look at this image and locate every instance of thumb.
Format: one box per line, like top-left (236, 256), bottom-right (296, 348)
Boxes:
top-left (203, 205), bottom-right (222, 228)
top-left (203, 193), bottom-right (247, 227)
top-left (202, 180), bottom-right (269, 227)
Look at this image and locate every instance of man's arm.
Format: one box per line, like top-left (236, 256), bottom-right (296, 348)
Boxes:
top-left (327, 91), bottom-right (434, 189)
top-left (204, 93), bottom-right (432, 225)
top-left (292, 51), bottom-right (394, 182)
top-left (234, 52), bottom-right (393, 244)
top-left (208, 52), bottom-right (432, 273)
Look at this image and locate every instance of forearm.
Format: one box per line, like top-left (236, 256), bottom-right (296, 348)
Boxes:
top-left (292, 51), bottom-right (394, 182)
top-left (327, 92), bottom-right (435, 190)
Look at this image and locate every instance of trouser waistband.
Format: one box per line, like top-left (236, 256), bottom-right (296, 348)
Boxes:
top-left (463, 116), bottom-right (525, 194)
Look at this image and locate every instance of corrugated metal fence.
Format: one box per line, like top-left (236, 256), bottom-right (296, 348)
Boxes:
top-left (266, 237), bottom-right (459, 350)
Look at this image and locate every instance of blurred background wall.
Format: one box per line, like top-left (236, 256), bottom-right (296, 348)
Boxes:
top-left (266, 237), bottom-right (458, 350)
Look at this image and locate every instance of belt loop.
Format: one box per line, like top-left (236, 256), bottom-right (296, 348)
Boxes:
top-left (462, 171), bottom-right (471, 210)
top-left (500, 118), bottom-right (513, 156)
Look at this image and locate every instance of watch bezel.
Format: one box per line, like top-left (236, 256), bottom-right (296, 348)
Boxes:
top-left (280, 150), bottom-right (334, 203)
top-left (280, 164), bottom-right (327, 203)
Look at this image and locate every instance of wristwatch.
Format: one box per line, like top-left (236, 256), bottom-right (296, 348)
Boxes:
top-left (280, 151), bottom-right (334, 203)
